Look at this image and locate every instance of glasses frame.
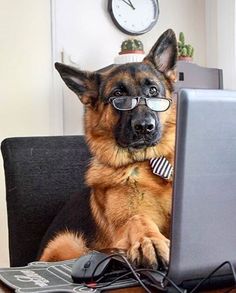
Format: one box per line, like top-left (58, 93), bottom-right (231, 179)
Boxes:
top-left (108, 96), bottom-right (172, 112)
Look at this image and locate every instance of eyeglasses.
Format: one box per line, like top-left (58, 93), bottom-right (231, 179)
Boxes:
top-left (109, 96), bottom-right (171, 112)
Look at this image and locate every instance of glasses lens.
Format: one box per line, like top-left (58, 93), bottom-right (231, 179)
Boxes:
top-left (112, 97), bottom-right (137, 110)
top-left (147, 98), bottom-right (170, 112)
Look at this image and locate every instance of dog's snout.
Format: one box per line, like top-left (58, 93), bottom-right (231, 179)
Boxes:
top-left (132, 116), bottom-right (156, 135)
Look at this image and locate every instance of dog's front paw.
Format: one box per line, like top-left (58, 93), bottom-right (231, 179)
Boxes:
top-left (114, 215), bottom-right (170, 269)
top-left (127, 233), bottom-right (170, 269)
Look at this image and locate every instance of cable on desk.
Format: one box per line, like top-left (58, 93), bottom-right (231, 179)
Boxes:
top-left (190, 261), bottom-right (236, 293)
top-left (89, 253), bottom-right (152, 293)
top-left (84, 254), bottom-right (236, 293)
top-left (87, 253), bottom-right (185, 293)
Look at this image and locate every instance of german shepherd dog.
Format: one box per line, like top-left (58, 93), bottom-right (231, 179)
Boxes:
top-left (39, 29), bottom-right (177, 269)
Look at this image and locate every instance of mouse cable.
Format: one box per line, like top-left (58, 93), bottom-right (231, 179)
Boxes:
top-left (95, 269), bottom-right (131, 283)
top-left (89, 253), bottom-right (185, 293)
top-left (87, 269), bottom-right (174, 292)
top-left (87, 266), bottom-right (184, 292)
top-left (136, 268), bottom-right (185, 293)
top-left (90, 253), bottom-right (126, 282)
top-left (86, 270), bottom-right (143, 290)
top-left (91, 258), bottom-right (236, 293)
top-left (189, 261), bottom-right (236, 293)
top-left (90, 253), bottom-right (152, 293)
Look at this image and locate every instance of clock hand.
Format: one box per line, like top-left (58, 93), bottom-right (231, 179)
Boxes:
top-left (127, 0), bottom-right (135, 10)
top-left (121, 0), bottom-right (135, 10)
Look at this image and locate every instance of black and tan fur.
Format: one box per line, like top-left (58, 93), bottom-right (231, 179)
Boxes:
top-left (39, 29), bottom-right (177, 269)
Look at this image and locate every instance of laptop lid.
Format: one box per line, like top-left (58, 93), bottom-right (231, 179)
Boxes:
top-left (168, 89), bottom-right (236, 285)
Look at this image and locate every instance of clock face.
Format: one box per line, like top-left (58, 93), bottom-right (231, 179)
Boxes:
top-left (108, 0), bottom-right (159, 35)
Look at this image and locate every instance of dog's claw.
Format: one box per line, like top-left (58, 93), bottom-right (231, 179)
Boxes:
top-left (127, 235), bottom-right (169, 269)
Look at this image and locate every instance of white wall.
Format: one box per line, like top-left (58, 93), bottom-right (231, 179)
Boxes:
top-left (0, 0), bottom-right (52, 266)
top-left (0, 0), bottom-right (206, 266)
top-left (205, 0), bottom-right (236, 90)
top-left (56, 0), bottom-right (206, 68)
top-left (144, 0), bottom-right (206, 65)
top-left (53, 0), bottom-right (206, 135)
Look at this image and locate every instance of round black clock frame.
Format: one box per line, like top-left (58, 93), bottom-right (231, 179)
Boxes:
top-left (108, 0), bottom-right (159, 36)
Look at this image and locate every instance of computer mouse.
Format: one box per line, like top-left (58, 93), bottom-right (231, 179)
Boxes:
top-left (71, 251), bottom-right (111, 283)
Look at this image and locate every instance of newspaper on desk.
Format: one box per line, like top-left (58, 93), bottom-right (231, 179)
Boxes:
top-left (0, 259), bottom-right (138, 293)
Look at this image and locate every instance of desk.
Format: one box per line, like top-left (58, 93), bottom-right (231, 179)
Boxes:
top-left (0, 282), bottom-right (236, 293)
top-left (0, 283), bottom-right (11, 293)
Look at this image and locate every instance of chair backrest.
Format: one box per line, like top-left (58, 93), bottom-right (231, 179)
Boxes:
top-left (1, 135), bottom-right (90, 266)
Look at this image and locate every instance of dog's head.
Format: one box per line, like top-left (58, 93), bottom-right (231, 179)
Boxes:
top-left (55, 29), bottom-right (177, 167)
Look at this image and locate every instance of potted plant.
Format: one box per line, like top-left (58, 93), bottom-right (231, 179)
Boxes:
top-left (178, 32), bottom-right (194, 62)
top-left (119, 39), bottom-right (144, 55)
top-left (114, 39), bottom-right (145, 64)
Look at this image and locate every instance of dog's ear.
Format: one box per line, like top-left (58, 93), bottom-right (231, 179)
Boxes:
top-left (55, 62), bottom-right (100, 107)
top-left (144, 29), bottom-right (177, 81)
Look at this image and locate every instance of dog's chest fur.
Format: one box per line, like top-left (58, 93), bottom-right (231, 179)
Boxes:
top-left (87, 160), bottom-right (172, 238)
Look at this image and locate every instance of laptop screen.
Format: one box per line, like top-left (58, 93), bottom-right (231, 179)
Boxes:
top-left (169, 89), bottom-right (236, 285)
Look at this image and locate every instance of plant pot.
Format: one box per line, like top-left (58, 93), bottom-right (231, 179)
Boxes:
top-left (178, 56), bottom-right (193, 62)
top-left (119, 50), bottom-right (145, 55)
top-left (114, 52), bottom-right (146, 64)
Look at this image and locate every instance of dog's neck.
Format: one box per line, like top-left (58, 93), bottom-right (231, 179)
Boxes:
top-left (86, 156), bottom-right (173, 191)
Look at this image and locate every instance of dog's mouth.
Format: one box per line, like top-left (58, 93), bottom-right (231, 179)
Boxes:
top-left (129, 138), bottom-right (158, 150)
top-left (117, 134), bottom-right (161, 151)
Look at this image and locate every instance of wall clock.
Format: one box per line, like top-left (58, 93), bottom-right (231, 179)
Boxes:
top-left (108, 0), bottom-right (159, 35)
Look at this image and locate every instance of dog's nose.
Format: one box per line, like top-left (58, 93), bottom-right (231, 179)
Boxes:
top-left (132, 117), bottom-right (156, 135)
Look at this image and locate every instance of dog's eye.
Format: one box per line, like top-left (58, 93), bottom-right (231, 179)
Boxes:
top-left (149, 86), bottom-right (158, 97)
top-left (113, 89), bottom-right (123, 97)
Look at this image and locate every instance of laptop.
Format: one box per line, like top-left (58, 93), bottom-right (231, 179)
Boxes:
top-left (167, 89), bottom-right (236, 290)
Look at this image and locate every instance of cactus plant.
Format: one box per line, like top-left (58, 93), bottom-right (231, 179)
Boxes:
top-left (119, 39), bottom-right (144, 55)
top-left (178, 32), bottom-right (194, 60)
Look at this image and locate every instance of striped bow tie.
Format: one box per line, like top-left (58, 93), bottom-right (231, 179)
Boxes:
top-left (150, 156), bottom-right (173, 180)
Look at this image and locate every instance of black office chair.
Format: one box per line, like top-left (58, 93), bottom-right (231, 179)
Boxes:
top-left (1, 135), bottom-right (91, 266)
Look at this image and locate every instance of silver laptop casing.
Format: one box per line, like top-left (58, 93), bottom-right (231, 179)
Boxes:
top-left (168, 89), bottom-right (236, 285)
